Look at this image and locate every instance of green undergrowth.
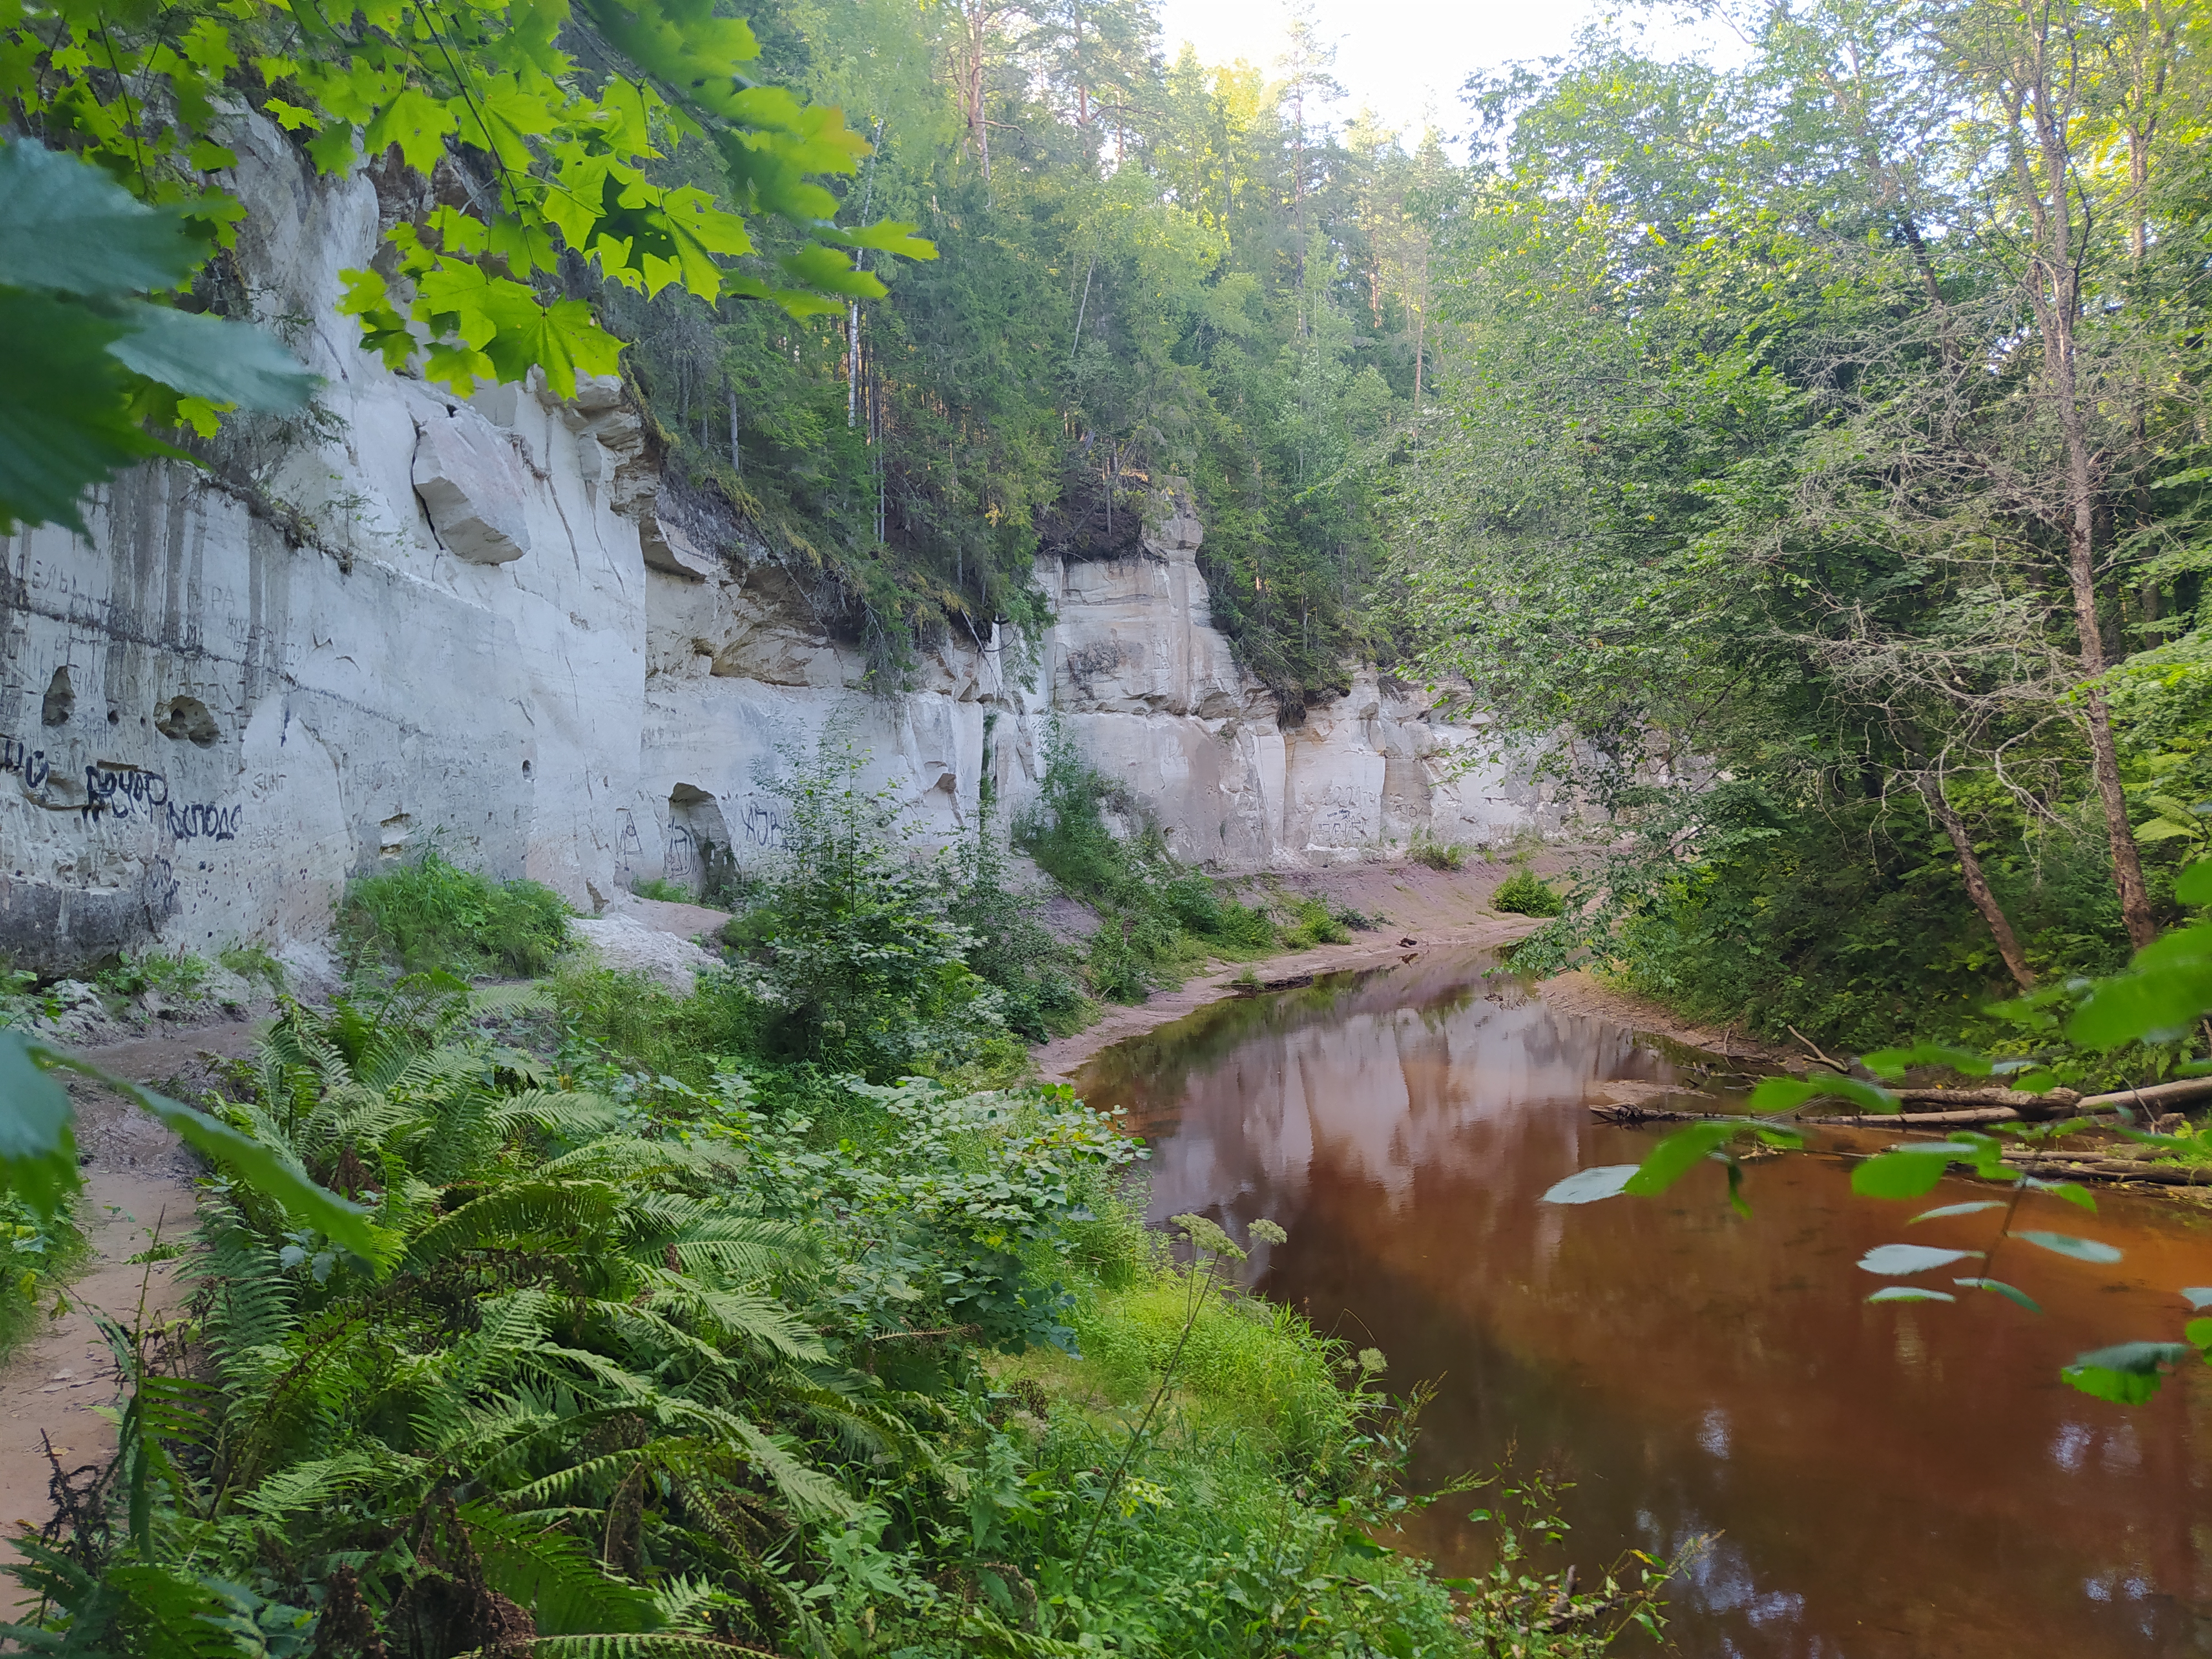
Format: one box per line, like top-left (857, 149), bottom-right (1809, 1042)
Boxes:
top-left (0, 971), bottom-right (1659, 1658)
top-left (1511, 790), bottom-right (2211, 1089)
top-left (1017, 727), bottom-right (1366, 1004)
top-left (1491, 869), bottom-right (1564, 919)
top-left (1002, 1260), bottom-right (1359, 1466)
top-left (0, 1190), bottom-right (86, 1366)
top-left (93, 949), bottom-right (213, 1003)
top-left (341, 849), bottom-right (573, 979)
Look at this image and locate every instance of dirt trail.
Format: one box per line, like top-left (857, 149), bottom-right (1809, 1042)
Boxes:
top-left (0, 1021), bottom-right (258, 1563)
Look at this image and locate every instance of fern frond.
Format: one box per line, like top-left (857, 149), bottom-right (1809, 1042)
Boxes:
top-left (461, 1637), bottom-right (783, 1659)
top-left (404, 1181), bottom-right (623, 1267)
top-left (629, 1276), bottom-right (826, 1364)
top-left (458, 1504), bottom-right (659, 1637)
top-left (237, 1446), bottom-right (425, 1521)
top-left (489, 1092), bottom-right (623, 1140)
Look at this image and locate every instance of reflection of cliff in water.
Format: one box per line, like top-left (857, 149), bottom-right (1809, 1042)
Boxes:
top-left (1077, 952), bottom-right (1671, 1266)
top-left (1076, 950), bottom-right (2212, 1659)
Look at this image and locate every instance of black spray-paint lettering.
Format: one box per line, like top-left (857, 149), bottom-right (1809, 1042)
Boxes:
top-left (740, 799), bottom-right (785, 848)
top-left (1, 735), bottom-right (49, 790)
top-left (166, 800), bottom-right (242, 842)
top-left (82, 761), bottom-right (169, 823)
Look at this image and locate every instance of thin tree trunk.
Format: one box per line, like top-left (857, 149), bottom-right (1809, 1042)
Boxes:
top-left (1922, 783), bottom-right (2036, 994)
top-left (2017, 33), bottom-right (2158, 949)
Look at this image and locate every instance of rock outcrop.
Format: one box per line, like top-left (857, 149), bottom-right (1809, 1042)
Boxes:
top-left (0, 123), bottom-right (1561, 973)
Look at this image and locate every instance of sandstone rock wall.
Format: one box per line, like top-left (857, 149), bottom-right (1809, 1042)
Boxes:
top-left (0, 128), bottom-right (1557, 972)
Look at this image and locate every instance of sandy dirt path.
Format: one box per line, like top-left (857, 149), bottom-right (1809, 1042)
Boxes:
top-left (0, 1022), bottom-right (259, 1569)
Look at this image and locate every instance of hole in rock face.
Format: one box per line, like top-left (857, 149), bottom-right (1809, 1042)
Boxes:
top-left (666, 784), bottom-right (732, 899)
top-left (41, 667), bottom-right (74, 727)
top-left (155, 695), bottom-right (221, 748)
top-left (107, 709), bottom-right (120, 724)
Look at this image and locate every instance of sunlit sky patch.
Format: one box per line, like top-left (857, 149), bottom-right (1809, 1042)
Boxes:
top-left (1152, 0), bottom-right (1749, 149)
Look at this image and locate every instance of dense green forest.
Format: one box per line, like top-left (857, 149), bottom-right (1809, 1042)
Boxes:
top-left (1399, 1), bottom-right (2212, 1056)
top-left (609, 0), bottom-right (1435, 711)
top-left (8, 0), bottom-right (2211, 1056)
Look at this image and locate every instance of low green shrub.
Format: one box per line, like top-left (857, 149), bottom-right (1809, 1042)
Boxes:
top-left (628, 874), bottom-right (693, 902)
top-left (217, 943), bottom-right (286, 996)
top-left (1493, 868), bottom-right (1566, 917)
top-left (0, 1191), bottom-right (84, 1364)
top-left (1018, 724), bottom-right (1280, 1001)
top-left (948, 722), bottom-right (1090, 1040)
top-left (1063, 1270), bottom-right (1357, 1463)
top-left (340, 849), bottom-right (571, 978)
top-left (95, 949), bottom-right (210, 1001)
top-left (0, 963), bottom-right (56, 1027)
top-left (716, 732), bottom-right (1027, 1079)
top-left (1277, 891), bottom-right (1354, 947)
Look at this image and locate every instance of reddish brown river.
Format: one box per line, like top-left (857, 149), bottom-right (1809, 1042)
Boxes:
top-left (1073, 951), bottom-right (2212, 1658)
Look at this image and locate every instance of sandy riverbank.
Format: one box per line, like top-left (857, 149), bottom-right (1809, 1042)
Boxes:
top-left (1032, 856), bottom-right (1578, 1083)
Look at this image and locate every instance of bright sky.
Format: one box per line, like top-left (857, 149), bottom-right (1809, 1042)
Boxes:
top-left (1153, 0), bottom-right (1746, 148)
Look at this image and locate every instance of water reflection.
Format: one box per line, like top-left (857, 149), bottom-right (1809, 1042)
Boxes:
top-left (1074, 952), bottom-right (2212, 1659)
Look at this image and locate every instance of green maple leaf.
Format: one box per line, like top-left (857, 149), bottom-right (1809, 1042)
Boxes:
top-left (0, 289), bottom-right (176, 532)
top-left (484, 296), bottom-right (623, 397)
top-left (778, 240), bottom-right (886, 299)
top-left (366, 86), bottom-right (461, 173)
top-left (453, 73), bottom-right (559, 171)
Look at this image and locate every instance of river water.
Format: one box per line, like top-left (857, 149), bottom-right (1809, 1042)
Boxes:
top-left (1072, 951), bottom-right (2212, 1658)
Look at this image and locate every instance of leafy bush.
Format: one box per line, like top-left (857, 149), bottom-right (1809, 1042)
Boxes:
top-left (340, 849), bottom-right (572, 978)
top-left (95, 950), bottom-right (210, 1001)
top-left (628, 874), bottom-right (695, 902)
top-left (945, 719), bottom-right (1089, 1040)
top-left (719, 731), bottom-right (1023, 1079)
top-left (1493, 869), bottom-right (1566, 917)
top-left (1017, 725), bottom-right (1280, 1002)
top-left (1276, 891), bottom-right (1355, 947)
top-left (1062, 1271), bottom-right (1357, 1462)
top-left (1517, 784), bottom-right (2143, 1052)
top-left (0, 1190), bottom-right (83, 1363)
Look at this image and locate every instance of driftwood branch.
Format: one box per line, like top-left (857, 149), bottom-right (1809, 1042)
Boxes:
top-left (1999, 1153), bottom-right (2212, 1186)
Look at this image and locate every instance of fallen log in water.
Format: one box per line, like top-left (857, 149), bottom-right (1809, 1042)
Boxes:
top-left (1891, 1085), bottom-right (2081, 1113)
top-left (2075, 1077), bottom-right (2212, 1113)
top-left (1999, 1153), bottom-right (2212, 1186)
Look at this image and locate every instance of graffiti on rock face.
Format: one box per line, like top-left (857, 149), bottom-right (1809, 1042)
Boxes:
top-left (166, 800), bottom-right (242, 842)
top-left (665, 823), bottom-right (696, 877)
top-left (9, 751), bottom-right (240, 842)
top-left (739, 798), bottom-right (785, 849)
top-left (1, 735), bottom-right (49, 790)
top-left (82, 761), bottom-right (169, 823)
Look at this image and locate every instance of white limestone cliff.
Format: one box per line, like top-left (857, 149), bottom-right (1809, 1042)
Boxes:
top-left (0, 124), bottom-right (1558, 972)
